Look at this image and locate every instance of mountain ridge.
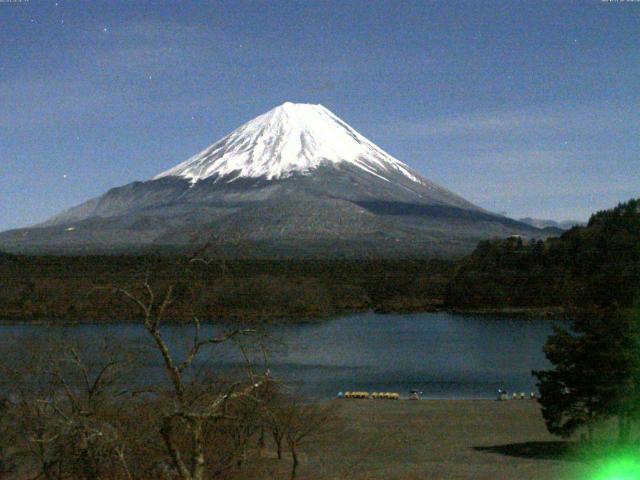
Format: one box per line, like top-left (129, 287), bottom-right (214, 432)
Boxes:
top-left (518, 217), bottom-right (586, 230)
top-left (0, 102), bottom-right (552, 257)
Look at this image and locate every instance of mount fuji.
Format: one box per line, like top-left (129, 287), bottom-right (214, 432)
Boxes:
top-left (0, 102), bottom-right (549, 256)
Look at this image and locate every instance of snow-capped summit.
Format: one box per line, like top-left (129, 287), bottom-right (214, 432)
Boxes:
top-left (0, 102), bottom-right (549, 256)
top-left (154, 102), bottom-right (421, 185)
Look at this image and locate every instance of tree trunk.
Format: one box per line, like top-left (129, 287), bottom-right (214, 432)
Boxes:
top-left (116, 448), bottom-right (134, 480)
top-left (79, 441), bottom-right (99, 480)
top-left (274, 435), bottom-right (283, 460)
top-left (192, 420), bottom-right (205, 480)
top-left (290, 443), bottom-right (298, 480)
top-left (618, 412), bottom-right (631, 444)
top-left (236, 443), bottom-right (246, 470)
top-left (43, 461), bottom-right (58, 480)
top-left (160, 418), bottom-right (192, 480)
top-left (618, 414), bottom-right (625, 444)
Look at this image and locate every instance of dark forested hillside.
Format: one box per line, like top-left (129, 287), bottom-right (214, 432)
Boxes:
top-left (1, 199), bottom-right (638, 323)
top-left (446, 199), bottom-right (640, 313)
top-left (0, 254), bottom-right (453, 322)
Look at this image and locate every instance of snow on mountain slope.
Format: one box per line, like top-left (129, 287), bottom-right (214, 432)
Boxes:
top-left (0, 101), bottom-right (551, 255)
top-left (154, 102), bottom-right (423, 185)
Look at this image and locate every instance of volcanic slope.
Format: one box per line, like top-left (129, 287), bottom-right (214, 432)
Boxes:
top-left (0, 102), bottom-right (547, 256)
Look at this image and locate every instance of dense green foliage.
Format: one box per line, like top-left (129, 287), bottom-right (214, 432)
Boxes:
top-left (533, 309), bottom-right (640, 440)
top-left (448, 199), bottom-right (640, 312)
top-left (528, 199), bottom-right (640, 441)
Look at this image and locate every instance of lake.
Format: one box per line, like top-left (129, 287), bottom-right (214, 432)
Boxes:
top-left (0, 312), bottom-right (558, 399)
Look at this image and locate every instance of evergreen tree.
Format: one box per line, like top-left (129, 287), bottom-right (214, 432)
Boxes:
top-left (533, 306), bottom-right (640, 442)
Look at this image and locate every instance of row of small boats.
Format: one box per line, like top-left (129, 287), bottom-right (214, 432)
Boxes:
top-left (341, 391), bottom-right (400, 399)
top-left (339, 390), bottom-right (422, 400)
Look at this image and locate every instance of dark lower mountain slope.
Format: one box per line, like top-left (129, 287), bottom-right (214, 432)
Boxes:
top-left (0, 103), bottom-right (552, 257)
top-left (0, 171), bottom-right (548, 257)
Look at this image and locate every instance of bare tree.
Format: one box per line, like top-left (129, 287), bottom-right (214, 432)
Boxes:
top-left (0, 250), bottom-right (337, 480)
top-left (0, 337), bottom-right (135, 480)
top-left (260, 391), bottom-right (340, 480)
top-left (112, 275), bottom-right (269, 480)
top-left (283, 400), bottom-right (339, 480)
top-left (260, 388), bottom-right (289, 461)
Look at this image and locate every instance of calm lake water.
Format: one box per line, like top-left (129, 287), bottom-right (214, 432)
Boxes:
top-left (0, 312), bottom-right (558, 399)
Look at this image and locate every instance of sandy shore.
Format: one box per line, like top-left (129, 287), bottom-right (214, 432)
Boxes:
top-left (291, 399), bottom-right (587, 480)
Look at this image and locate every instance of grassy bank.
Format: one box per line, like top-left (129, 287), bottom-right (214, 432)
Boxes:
top-left (281, 399), bottom-right (587, 480)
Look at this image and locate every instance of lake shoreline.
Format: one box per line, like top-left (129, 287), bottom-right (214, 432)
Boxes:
top-left (0, 313), bottom-right (554, 401)
top-left (0, 305), bottom-right (567, 325)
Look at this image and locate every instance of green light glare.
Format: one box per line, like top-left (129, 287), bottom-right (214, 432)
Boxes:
top-left (589, 453), bottom-right (640, 480)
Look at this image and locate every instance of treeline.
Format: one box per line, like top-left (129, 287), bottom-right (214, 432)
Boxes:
top-left (444, 199), bottom-right (640, 444)
top-left (1, 198), bottom-right (638, 323)
top-left (0, 255), bottom-right (453, 322)
top-left (529, 199), bottom-right (640, 443)
top-left (447, 198), bottom-right (640, 314)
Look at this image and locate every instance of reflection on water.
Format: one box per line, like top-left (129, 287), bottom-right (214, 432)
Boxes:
top-left (0, 312), bottom-right (558, 399)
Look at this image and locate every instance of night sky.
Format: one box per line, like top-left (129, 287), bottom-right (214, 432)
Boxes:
top-left (1, 0), bottom-right (639, 230)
